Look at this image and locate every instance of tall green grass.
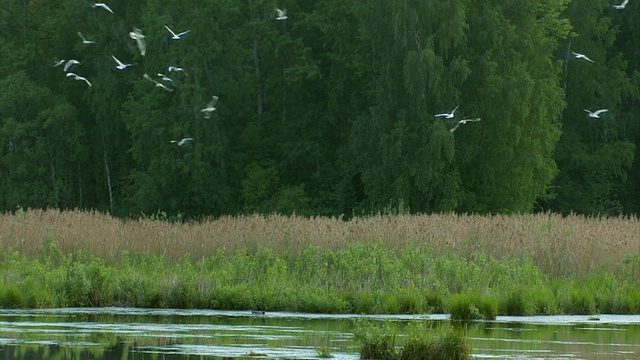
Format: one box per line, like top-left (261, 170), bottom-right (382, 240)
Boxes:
top-left (2, 209), bottom-right (638, 278)
top-left (354, 320), bottom-right (472, 360)
top-left (1, 238), bottom-right (638, 315)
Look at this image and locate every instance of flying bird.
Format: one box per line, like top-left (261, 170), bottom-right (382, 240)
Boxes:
top-left (157, 73), bottom-right (173, 82)
top-left (154, 82), bottom-right (173, 92)
top-left (91, 3), bottom-right (113, 13)
top-left (613, 0), bottom-right (629, 9)
top-left (77, 32), bottom-right (96, 44)
top-left (54, 59), bottom-right (66, 67)
top-left (63, 59), bottom-right (81, 72)
top-left (168, 66), bottom-right (187, 75)
top-left (435, 105), bottom-right (459, 119)
top-left (143, 73), bottom-right (174, 92)
top-left (276, 8), bottom-right (288, 20)
top-left (129, 28), bottom-right (146, 56)
top-left (572, 51), bottom-right (594, 63)
top-left (201, 96), bottom-right (219, 118)
top-left (112, 55), bottom-right (133, 70)
top-left (584, 109), bottom-right (608, 118)
top-left (449, 118), bottom-right (481, 133)
top-left (164, 25), bottom-right (191, 40)
top-left (171, 138), bottom-right (194, 146)
top-left (66, 72), bottom-right (91, 87)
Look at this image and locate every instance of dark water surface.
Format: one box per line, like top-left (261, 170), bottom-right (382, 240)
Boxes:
top-left (0, 308), bottom-right (638, 359)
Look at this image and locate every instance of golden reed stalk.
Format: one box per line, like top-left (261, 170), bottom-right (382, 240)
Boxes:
top-left (1, 208), bottom-right (638, 276)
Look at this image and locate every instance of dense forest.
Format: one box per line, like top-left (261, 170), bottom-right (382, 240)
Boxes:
top-left (0, 0), bottom-right (638, 218)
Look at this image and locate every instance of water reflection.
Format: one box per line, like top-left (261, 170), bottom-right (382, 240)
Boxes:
top-left (0, 309), bottom-right (638, 359)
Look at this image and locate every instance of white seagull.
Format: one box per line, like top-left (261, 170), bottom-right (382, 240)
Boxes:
top-left (143, 73), bottom-right (174, 92)
top-left (128, 28), bottom-right (146, 56)
top-left (54, 59), bottom-right (66, 67)
top-left (164, 25), bottom-right (191, 40)
top-left (572, 51), bottom-right (594, 63)
top-left (584, 109), bottom-right (608, 118)
top-left (91, 3), bottom-right (113, 13)
top-left (157, 73), bottom-right (173, 82)
top-left (63, 59), bottom-right (81, 72)
top-left (613, 0), bottom-right (629, 9)
top-left (276, 8), bottom-right (288, 20)
top-left (201, 96), bottom-right (219, 118)
top-left (449, 118), bottom-right (481, 133)
top-left (435, 105), bottom-right (459, 119)
top-left (77, 32), bottom-right (96, 44)
top-left (66, 72), bottom-right (92, 87)
top-left (112, 55), bottom-right (133, 70)
top-left (168, 66), bottom-right (187, 75)
top-left (171, 138), bottom-right (194, 146)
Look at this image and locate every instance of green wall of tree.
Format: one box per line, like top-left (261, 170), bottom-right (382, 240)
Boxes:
top-left (1, 0), bottom-right (638, 217)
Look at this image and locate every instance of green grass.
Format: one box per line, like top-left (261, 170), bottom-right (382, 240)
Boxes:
top-left (0, 240), bottom-right (638, 316)
top-left (316, 346), bottom-right (334, 358)
top-left (353, 320), bottom-right (397, 360)
top-left (449, 294), bottom-right (481, 321)
top-left (354, 320), bottom-right (472, 360)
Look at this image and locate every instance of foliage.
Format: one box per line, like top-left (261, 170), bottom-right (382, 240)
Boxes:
top-left (502, 290), bottom-right (531, 316)
top-left (0, 232), bottom-right (638, 316)
top-left (449, 294), bottom-right (481, 321)
top-left (316, 346), bottom-right (334, 358)
top-left (355, 320), bottom-right (472, 360)
top-left (544, 0), bottom-right (640, 215)
top-left (1, 0), bottom-right (637, 217)
top-left (353, 319), bottom-right (398, 360)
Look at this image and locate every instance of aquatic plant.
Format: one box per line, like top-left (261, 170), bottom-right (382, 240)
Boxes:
top-left (2, 209), bottom-right (638, 278)
top-left (356, 320), bottom-right (472, 360)
top-left (316, 346), bottom-right (334, 358)
top-left (353, 319), bottom-right (398, 360)
top-left (477, 295), bottom-right (498, 321)
top-left (502, 290), bottom-right (530, 316)
top-left (449, 294), bottom-right (481, 321)
top-left (0, 210), bottom-right (638, 317)
top-left (402, 330), bottom-right (471, 360)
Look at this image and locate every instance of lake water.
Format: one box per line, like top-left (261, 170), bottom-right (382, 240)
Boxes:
top-left (0, 308), bottom-right (638, 359)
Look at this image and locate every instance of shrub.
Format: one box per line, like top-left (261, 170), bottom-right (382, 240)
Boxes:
top-left (617, 287), bottom-right (640, 314)
top-left (449, 294), bottom-right (481, 321)
top-left (503, 290), bottom-right (530, 316)
top-left (395, 289), bottom-right (423, 314)
top-left (428, 330), bottom-right (471, 360)
top-left (478, 295), bottom-right (498, 320)
top-left (568, 288), bottom-right (596, 315)
top-left (530, 286), bottom-right (558, 315)
top-left (0, 283), bottom-right (25, 308)
top-left (424, 291), bottom-right (446, 313)
top-left (353, 320), bottom-right (398, 360)
top-left (399, 322), bottom-right (471, 360)
top-left (316, 346), bottom-right (334, 358)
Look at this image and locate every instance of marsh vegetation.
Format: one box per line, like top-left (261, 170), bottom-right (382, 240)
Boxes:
top-left (1, 209), bottom-right (638, 316)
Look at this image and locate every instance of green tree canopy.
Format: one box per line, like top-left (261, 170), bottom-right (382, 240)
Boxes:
top-left (0, 0), bottom-right (637, 217)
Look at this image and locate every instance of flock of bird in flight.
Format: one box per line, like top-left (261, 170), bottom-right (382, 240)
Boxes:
top-left (434, 0), bottom-right (630, 132)
top-left (57, 1), bottom-right (627, 139)
top-left (433, 105), bottom-right (481, 133)
top-left (53, 2), bottom-right (287, 147)
top-left (571, 0), bottom-right (630, 120)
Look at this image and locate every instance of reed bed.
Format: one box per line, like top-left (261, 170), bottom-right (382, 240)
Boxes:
top-left (1, 208), bottom-right (638, 277)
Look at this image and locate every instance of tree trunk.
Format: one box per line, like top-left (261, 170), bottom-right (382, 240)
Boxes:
top-left (249, 0), bottom-right (264, 115)
top-left (254, 38), bottom-right (264, 115)
top-left (104, 148), bottom-right (114, 214)
top-left (562, 36), bottom-right (572, 101)
top-left (50, 156), bottom-right (58, 208)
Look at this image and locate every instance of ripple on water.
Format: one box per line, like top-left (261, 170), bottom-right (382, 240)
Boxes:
top-left (0, 308), bottom-right (638, 359)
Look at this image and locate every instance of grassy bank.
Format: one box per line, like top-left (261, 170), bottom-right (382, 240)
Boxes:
top-left (0, 209), bottom-right (639, 314)
top-left (355, 320), bottom-right (471, 360)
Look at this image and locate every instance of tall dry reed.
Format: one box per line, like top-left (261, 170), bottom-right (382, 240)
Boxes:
top-left (1, 208), bottom-right (638, 276)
